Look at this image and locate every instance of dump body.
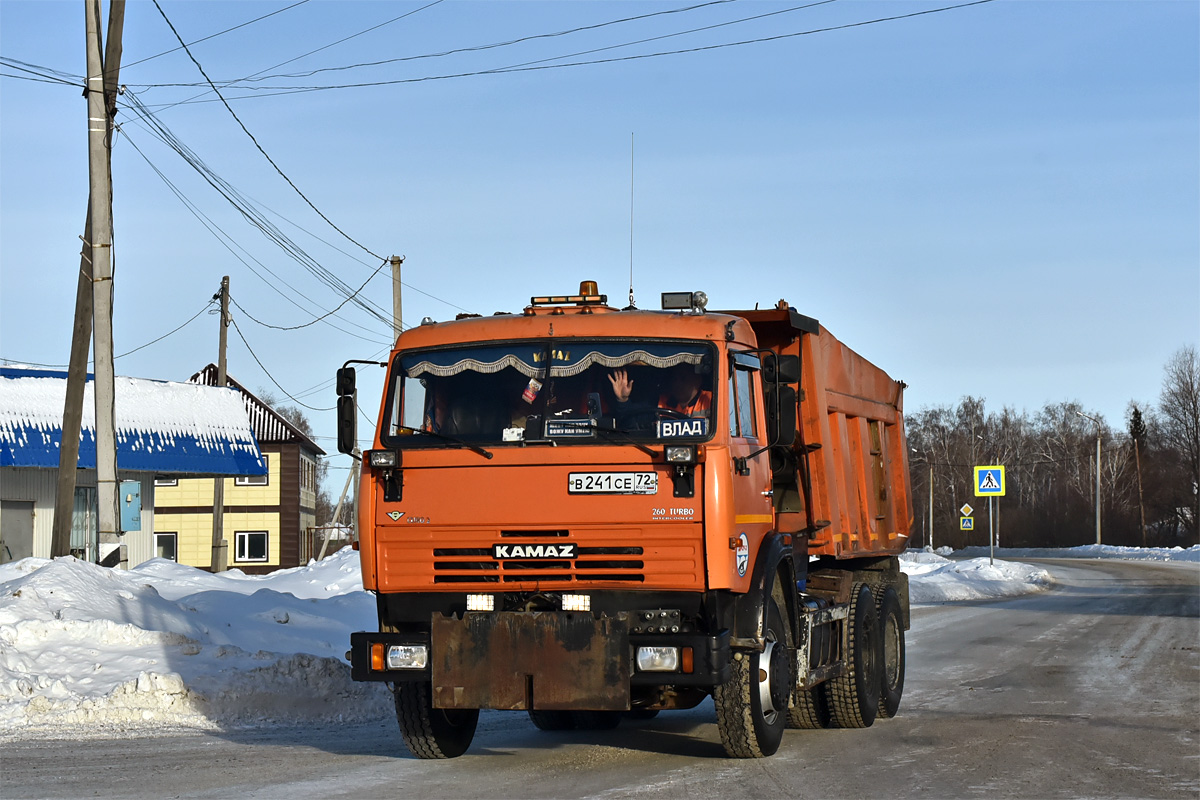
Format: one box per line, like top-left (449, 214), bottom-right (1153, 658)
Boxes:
top-left (345, 289), bottom-right (912, 759)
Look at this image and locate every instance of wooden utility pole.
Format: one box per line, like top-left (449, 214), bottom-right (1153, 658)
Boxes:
top-left (84, 0), bottom-right (125, 566)
top-left (390, 255), bottom-right (404, 343)
top-left (210, 276), bottom-right (230, 572)
top-left (53, 0), bottom-right (124, 558)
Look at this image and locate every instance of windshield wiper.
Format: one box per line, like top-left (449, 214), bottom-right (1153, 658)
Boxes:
top-left (395, 425), bottom-right (493, 459)
top-left (591, 419), bottom-right (658, 457)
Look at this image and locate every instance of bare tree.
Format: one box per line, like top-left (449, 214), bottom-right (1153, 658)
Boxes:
top-left (1159, 346), bottom-right (1200, 540)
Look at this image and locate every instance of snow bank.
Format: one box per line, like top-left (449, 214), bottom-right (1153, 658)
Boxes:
top-left (1, 543), bottom-right (1190, 738)
top-left (959, 544), bottom-right (1200, 563)
top-left (899, 551), bottom-right (1052, 603)
top-left (0, 549), bottom-right (390, 737)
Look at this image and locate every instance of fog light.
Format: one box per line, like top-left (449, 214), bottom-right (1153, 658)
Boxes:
top-left (386, 644), bottom-right (428, 670)
top-left (368, 450), bottom-right (397, 467)
top-left (636, 646), bottom-right (680, 672)
top-left (466, 593), bottom-right (494, 612)
top-left (562, 593), bottom-right (590, 612)
top-left (664, 445), bottom-right (696, 463)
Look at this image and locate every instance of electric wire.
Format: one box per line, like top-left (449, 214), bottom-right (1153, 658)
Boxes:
top-left (140, 0), bottom-right (995, 100)
top-left (233, 0), bottom-right (738, 83)
top-left (119, 123), bottom-right (393, 345)
top-left (229, 314), bottom-right (334, 412)
top-left (121, 0), bottom-right (312, 71)
top-left (0, 299), bottom-right (217, 369)
top-left (151, 0), bottom-right (386, 264)
top-left (120, 90), bottom-right (395, 329)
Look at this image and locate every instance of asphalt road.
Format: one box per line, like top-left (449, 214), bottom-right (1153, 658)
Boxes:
top-left (3, 558), bottom-right (1197, 799)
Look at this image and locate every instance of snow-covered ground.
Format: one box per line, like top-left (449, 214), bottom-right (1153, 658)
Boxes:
top-left (1, 544), bottom-right (1195, 738)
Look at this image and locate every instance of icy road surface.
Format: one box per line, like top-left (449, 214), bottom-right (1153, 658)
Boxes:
top-left (2, 557), bottom-right (1195, 799)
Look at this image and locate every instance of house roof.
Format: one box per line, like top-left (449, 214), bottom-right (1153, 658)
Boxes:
top-left (190, 365), bottom-right (325, 455)
top-left (0, 367), bottom-right (267, 476)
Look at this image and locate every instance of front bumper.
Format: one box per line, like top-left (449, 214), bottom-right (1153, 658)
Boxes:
top-left (349, 611), bottom-right (731, 710)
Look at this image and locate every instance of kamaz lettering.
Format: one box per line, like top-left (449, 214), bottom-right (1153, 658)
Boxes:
top-left (492, 543), bottom-right (578, 559)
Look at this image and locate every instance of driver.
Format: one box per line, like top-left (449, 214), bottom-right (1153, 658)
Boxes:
top-left (608, 364), bottom-right (712, 421)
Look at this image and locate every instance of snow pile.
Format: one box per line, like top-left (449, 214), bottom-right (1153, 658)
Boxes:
top-left (959, 543), bottom-right (1200, 563)
top-left (899, 551), bottom-right (1053, 603)
top-left (2, 543), bottom-right (1189, 738)
top-left (0, 549), bottom-right (389, 736)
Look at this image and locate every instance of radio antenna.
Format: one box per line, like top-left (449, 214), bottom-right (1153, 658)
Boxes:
top-left (627, 132), bottom-right (636, 310)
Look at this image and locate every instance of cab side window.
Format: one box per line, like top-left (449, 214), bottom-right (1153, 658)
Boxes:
top-left (729, 363), bottom-right (757, 440)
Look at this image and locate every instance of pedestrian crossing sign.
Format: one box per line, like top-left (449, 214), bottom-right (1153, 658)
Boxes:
top-left (974, 465), bottom-right (1006, 497)
top-left (960, 517), bottom-right (974, 530)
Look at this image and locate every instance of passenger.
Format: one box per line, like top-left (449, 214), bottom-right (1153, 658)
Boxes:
top-left (608, 364), bottom-right (711, 427)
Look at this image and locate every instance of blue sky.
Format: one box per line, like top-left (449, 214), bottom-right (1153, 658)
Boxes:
top-left (1, 0), bottom-right (1197, 481)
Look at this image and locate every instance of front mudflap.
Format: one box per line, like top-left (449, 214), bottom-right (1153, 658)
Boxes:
top-left (431, 611), bottom-right (631, 711)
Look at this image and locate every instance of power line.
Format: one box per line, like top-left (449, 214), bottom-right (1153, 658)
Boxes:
top-left (129, 0), bottom-right (996, 100)
top-left (0, 299), bottom-right (217, 369)
top-left (121, 1), bottom-right (312, 71)
top-left (150, 0), bottom-right (386, 264)
top-left (235, 0), bottom-right (738, 83)
top-left (118, 123), bottom-right (393, 345)
top-left (228, 261), bottom-right (394, 332)
top-left (228, 314), bottom-right (334, 412)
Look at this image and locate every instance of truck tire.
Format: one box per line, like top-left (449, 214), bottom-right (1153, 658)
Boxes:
top-left (570, 710), bottom-right (623, 729)
top-left (824, 583), bottom-right (881, 729)
top-left (876, 587), bottom-right (905, 719)
top-left (394, 682), bottom-right (479, 759)
top-left (787, 683), bottom-right (830, 729)
top-left (714, 595), bottom-right (789, 757)
top-left (528, 710), bottom-right (575, 731)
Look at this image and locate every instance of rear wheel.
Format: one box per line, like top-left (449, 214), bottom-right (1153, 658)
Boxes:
top-left (714, 594), bottom-right (789, 757)
top-left (394, 682), bottom-right (479, 759)
top-left (787, 682), bottom-right (831, 729)
top-left (824, 583), bottom-right (881, 729)
top-left (528, 710), bottom-right (575, 731)
top-left (876, 587), bottom-right (906, 719)
top-left (570, 710), bottom-right (623, 729)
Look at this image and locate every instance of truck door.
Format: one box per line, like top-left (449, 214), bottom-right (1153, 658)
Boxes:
top-left (728, 352), bottom-right (774, 574)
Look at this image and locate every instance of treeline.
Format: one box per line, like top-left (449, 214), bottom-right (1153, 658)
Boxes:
top-left (905, 346), bottom-right (1200, 550)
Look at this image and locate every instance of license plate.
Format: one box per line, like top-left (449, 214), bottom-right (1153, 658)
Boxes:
top-left (568, 472), bottom-right (658, 494)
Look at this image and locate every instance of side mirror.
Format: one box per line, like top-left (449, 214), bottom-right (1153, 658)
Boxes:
top-left (337, 395), bottom-right (357, 455)
top-left (763, 354), bottom-right (800, 384)
top-left (336, 366), bottom-right (356, 397)
top-left (766, 385), bottom-right (797, 446)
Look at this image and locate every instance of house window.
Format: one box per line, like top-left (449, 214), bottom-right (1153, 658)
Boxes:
top-left (155, 532), bottom-right (178, 562)
top-left (235, 531), bottom-right (269, 562)
top-left (154, 476), bottom-right (178, 487)
top-left (235, 454), bottom-right (269, 486)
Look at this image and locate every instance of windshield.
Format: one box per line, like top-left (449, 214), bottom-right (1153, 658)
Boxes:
top-left (381, 340), bottom-right (716, 446)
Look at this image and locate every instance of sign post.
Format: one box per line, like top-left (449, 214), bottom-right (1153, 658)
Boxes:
top-left (974, 466), bottom-right (1005, 566)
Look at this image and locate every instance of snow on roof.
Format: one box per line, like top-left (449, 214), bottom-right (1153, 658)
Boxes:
top-left (0, 368), bottom-right (266, 476)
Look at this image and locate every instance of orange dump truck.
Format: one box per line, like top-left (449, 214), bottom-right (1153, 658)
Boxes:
top-left (338, 283), bottom-right (912, 759)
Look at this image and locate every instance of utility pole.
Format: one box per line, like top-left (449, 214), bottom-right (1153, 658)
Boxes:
top-left (85, 0), bottom-right (125, 566)
top-left (927, 462), bottom-right (934, 551)
top-left (55, 1), bottom-right (124, 559)
top-left (390, 255), bottom-right (404, 344)
top-left (210, 276), bottom-right (230, 572)
top-left (1076, 410), bottom-right (1102, 545)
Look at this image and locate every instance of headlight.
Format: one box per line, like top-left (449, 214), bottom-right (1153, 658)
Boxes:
top-left (562, 593), bottom-right (591, 612)
top-left (636, 646), bottom-right (680, 672)
top-left (466, 594), bottom-right (494, 612)
top-left (386, 644), bottom-right (428, 670)
top-left (664, 445), bottom-right (696, 464)
top-left (368, 450), bottom-right (397, 467)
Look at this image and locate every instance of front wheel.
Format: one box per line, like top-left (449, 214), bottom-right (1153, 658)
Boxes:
top-left (714, 594), bottom-right (789, 757)
top-left (394, 682), bottom-right (479, 759)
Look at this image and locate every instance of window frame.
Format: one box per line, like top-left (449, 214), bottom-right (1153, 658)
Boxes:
top-left (235, 454), bottom-right (270, 487)
top-left (154, 532), bottom-right (178, 562)
top-left (234, 530), bottom-right (269, 563)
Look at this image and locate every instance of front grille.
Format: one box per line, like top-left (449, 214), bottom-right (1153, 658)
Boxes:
top-left (433, 544), bottom-right (645, 584)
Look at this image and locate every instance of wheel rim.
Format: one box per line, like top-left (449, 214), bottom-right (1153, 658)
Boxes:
top-left (757, 630), bottom-right (788, 723)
